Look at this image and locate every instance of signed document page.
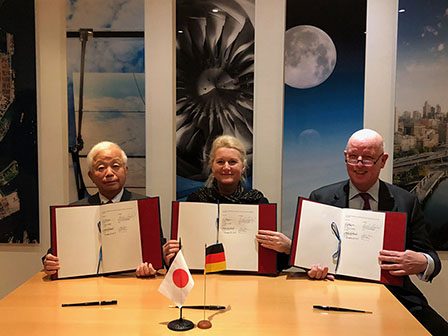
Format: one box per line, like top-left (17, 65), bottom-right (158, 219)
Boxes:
top-left (338, 209), bottom-right (385, 280)
top-left (101, 201), bottom-right (143, 273)
top-left (219, 204), bottom-right (258, 271)
top-left (177, 202), bottom-right (260, 271)
top-left (52, 198), bottom-right (162, 279)
top-left (293, 199), bottom-right (386, 281)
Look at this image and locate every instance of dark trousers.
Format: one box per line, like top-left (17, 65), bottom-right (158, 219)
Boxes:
top-left (411, 305), bottom-right (448, 336)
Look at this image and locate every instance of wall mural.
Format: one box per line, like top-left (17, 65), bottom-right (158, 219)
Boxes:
top-left (66, 0), bottom-right (146, 198)
top-left (394, 0), bottom-right (448, 250)
top-left (176, 0), bottom-right (255, 199)
top-left (282, 0), bottom-right (366, 238)
top-left (0, 0), bottom-right (38, 244)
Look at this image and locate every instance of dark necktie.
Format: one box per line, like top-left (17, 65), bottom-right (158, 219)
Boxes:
top-left (359, 193), bottom-right (371, 210)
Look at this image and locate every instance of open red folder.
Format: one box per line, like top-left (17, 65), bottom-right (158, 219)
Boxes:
top-left (50, 197), bottom-right (163, 279)
top-left (171, 201), bottom-right (277, 275)
top-left (290, 198), bottom-right (406, 285)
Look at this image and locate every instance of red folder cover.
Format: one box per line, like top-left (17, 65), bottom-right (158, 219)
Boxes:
top-left (50, 197), bottom-right (163, 280)
top-left (290, 198), bottom-right (406, 286)
top-left (171, 201), bottom-right (277, 275)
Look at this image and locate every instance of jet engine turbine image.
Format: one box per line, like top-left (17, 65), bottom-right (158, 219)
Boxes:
top-left (176, 0), bottom-right (255, 182)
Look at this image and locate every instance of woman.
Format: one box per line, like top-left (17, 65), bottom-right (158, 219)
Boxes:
top-left (163, 135), bottom-right (291, 269)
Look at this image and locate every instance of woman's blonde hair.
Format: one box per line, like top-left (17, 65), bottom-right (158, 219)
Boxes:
top-left (205, 135), bottom-right (247, 187)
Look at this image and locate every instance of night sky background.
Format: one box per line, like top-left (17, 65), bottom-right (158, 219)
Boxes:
top-left (282, 0), bottom-right (366, 236)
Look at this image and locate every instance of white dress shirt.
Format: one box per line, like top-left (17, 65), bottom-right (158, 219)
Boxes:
top-left (99, 188), bottom-right (124, 204)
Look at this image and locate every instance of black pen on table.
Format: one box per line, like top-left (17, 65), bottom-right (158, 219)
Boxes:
top-left (170, 305), bottom-right (226, 310)
top-left (313, 305), bottom-right (372, 314)
top-left (62, 300), bottom-right (118, 307)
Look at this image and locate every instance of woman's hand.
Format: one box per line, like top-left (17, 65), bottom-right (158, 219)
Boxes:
top-left (256, 230), bottom-right (292, 254)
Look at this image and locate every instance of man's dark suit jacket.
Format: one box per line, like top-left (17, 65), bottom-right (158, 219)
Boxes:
top-left (70, 188), bottom-right (147, 206)
top-left (309, 179), bottom-right (441, 313)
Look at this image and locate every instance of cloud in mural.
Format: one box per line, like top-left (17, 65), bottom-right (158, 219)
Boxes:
top-left (284, 25), bottom-right (337, 89)
top-left (66, 1), bottom-right (144, 75)
top-left (66, 0), bottom-right (144, 31)
top-left (82, 97), bottom-right (144, 112)
top-left (72, 72), bottom-right (145, 157)
top-left (73, 73), bottom-right (145, 111)
top-left (67, 39), bottom-right (144, 75)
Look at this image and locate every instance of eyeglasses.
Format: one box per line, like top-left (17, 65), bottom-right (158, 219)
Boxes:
top-left (345, 153), bottom-right (384, 167)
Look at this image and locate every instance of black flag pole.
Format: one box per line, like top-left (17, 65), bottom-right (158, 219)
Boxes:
top-left (167, 237), bottom-right (194, 331)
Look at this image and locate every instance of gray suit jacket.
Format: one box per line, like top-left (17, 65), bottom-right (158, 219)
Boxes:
top-left (309, 179), bottom-right (441, 311)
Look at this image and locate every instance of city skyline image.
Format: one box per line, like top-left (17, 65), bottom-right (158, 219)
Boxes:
top-left (394, 0), bottom-right (448, 249)
top-left (395, 1), bottom-right (448, 114)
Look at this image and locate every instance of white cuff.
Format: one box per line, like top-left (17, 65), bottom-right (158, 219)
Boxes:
top-left (417, 253), bottom-right (434, 282)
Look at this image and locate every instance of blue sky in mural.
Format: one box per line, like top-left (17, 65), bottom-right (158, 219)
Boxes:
top-left (66, 0), bottom-right (144, 152)
top-left (396, 0), bottom-right (448, 113)
top-left (282, 1), bottom-right (366, 236)
top-left (66, 0), bottom-right (145, 193)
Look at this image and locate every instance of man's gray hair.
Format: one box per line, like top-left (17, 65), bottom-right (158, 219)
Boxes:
top-left (86, 141), bottom-right (128, 172)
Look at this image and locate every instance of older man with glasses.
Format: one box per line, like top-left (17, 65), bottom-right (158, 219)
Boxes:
top-left (305, 129), bottom-right (447, 335)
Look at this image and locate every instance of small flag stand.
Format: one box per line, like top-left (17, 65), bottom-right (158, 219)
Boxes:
top-left (168, 306), bottom-right (194, 331)
top-left (197, 243), bottom-right (227, 329)
top-left (158, 238), bottom-right (195, 331)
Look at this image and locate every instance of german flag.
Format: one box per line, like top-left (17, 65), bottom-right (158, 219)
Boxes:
top-left (205, 243), bottom-right (226, 273)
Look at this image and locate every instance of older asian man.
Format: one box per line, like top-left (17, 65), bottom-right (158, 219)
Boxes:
top-left (43, 141), bottom-right (160, 277)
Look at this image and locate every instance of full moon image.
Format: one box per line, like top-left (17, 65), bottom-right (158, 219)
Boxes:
top-left (285, 25), bottom-right (337, 89)
top-left (298, 129), bottom-right (321, 145)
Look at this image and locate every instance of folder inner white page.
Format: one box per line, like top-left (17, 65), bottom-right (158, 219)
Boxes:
top-left (178, 202), bottom-right (259, 271)
top-left (294, 200), bottom-right (341, 272)
top-left (56, 206), bottom-right (101, 278)
top-left (338, 209), bottom-right (385, 280)
top-left (294, 199), bottom-right (386, 281)
top-left (178, 202), bottom-right (218, 269)
top-left (100, 201), bottom-right (142, 273)
top-left (219, 204), bottom-right (258, 271)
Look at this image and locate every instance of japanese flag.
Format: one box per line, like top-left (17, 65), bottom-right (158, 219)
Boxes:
top-left (158, 250), bottom-right (194, 307)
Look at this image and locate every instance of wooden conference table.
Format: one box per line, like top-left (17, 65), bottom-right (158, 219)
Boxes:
top-left (0, 271), bottom-right (428, 335)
